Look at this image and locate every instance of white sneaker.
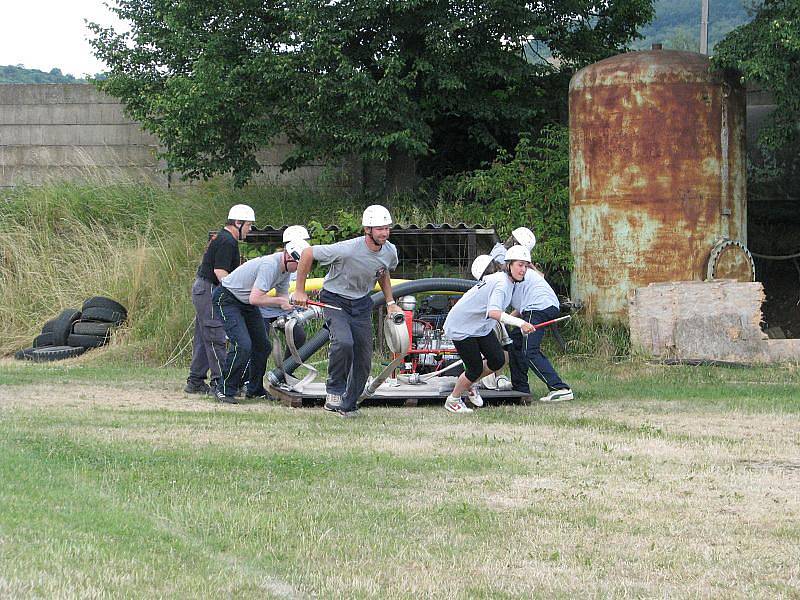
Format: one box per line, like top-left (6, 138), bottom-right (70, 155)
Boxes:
top-left (444, 395), bottom-right (473, 413)
top-left (539, 388), bottom-right (574, 402)
top-left (467, 385), bottom-right (484, 407)
top-left (324, 393), bottom-right (343, 411)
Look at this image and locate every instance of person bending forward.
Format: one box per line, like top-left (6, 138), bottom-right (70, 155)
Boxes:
top-left (442, 246), bottom-right (535, 414)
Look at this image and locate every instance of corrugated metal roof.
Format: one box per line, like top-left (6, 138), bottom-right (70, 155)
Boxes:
top-left (243, 224), bottom-right (499, 279)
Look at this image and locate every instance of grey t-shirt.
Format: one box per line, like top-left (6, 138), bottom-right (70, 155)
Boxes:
top-left (444, 272), bottom-right (514, 341)
top-left (221, 252), bottom-right (290, 304)
top-left (312, 236), bottom-right (399, 299)
top-left (260, 272), bottom-right (297, 319)
top-left (511, 268), bottom-right (559, 312)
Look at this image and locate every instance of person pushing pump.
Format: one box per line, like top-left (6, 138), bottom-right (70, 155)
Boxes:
top-left (292, 205), bottom-right (402, 418)
top-left (257, 226), bottom-right (311, 372)
top-left (508, 256), bottom-right (573, 403)
top-left (212, 236), bottom-right (311, 403)
top-left (442, 246), bottom-right (536, 414)
top-left (185, 204), bottom-right (255, 396)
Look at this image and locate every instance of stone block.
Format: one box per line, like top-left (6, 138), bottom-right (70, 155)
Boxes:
top-left (0, 124), bottom-right (32, 145)
top-left (37, 124), bottom-right (78, 145)
top-left (0, 104), bottom-right (37, 125)
top-left (98, 103), bottom-right (126, 124)
top-left (28, 125), bottom-right (44, 145)
top-left (628, 280), bottom-right (799, 363)
top-left (76, 124), bottom-right (131, 145)
top-left (62, 84), bottom-right (108, 104)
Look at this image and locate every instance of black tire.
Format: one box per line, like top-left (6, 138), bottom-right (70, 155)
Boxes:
top-left (81, 296), bottom-right (127, 318)
top-left (67, 333), bottom-right (108, 348)
top-left (41, 318), bottom-right (57, 334)
top-left (30, 345), bottom-right (87, 362)
top-left (14, 347), bottom-right (35, 361)
top-left (51, 309), bottom-right (82, 346)
top-left (33, 332), bottom-right (54, 348)
top-left (72, 321), bottom-right (114, 336)
top-left (81, 306), bottom-right (126, 325)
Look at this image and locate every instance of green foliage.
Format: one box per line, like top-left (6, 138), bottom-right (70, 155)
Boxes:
top-left (440, 124), bottom-right (572, 284)
top-left (0, 65), bottom-right (85, 84)
top-left (308, 210), bottom-right (362, 246)
top-left (88, 0), bottom-right (653, 187)
top-left (713, 0), bottom-right (800, 185)
top-left (307, 220), bottom-right (336, 246)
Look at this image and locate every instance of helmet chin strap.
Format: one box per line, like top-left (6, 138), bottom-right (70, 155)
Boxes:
top-left (508, 266), bottom-right (523, 283)
top-left (237, 221), bottom-right (244, 240)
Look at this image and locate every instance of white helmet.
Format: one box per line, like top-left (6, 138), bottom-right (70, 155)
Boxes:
top-left (512, 227), bottom-right (536, 251)
top-left (228, 204), bottom-right (255, 222)
top-left (505, 245), bottom-right (531, 263)
top-left (285, 238), bottom-right (310, 261)
top-left (471, 255), bottom-right (494, 280)
top-left (282, 225), bottom-right (310, 242)
top-left (362, 205), bottom-right (393, 227)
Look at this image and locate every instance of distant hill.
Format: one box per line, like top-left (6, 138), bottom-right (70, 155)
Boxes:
top-left (0, 65), bottom-right (86, 84)
top-left (634, 0), bottom-right (753, 52)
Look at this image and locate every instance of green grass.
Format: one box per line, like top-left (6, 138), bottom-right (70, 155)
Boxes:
top-left (1, 359), bottom-right (799, 597)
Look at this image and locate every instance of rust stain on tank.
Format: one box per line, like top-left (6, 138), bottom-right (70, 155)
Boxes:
top-left (569, 49), bottom-right (747, 321)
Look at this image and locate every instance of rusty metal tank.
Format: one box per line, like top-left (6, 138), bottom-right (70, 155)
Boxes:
top-left (569, 48), bottom-right (751, 321)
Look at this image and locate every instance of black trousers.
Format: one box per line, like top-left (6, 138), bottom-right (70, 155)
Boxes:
top-left (452, 332), bottom-right (505, 383)
top-left (508, 305), bottom-right (568, 393)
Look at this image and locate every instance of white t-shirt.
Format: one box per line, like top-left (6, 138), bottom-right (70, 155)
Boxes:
top-left (511, 269), bottom-right (559, 312)
top-left (312, 236), bottom-right (399, 299)
top-left (443, 272), bottom-right (514, 341)
top-left (490, 242), bottom-right (507, 264)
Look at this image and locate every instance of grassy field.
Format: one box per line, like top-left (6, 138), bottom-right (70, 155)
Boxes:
top-left (1, 357), bottom-right (798, 598)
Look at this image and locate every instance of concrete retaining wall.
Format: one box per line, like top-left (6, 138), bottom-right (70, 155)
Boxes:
top-left (0, 84), bottom-right (360, 189)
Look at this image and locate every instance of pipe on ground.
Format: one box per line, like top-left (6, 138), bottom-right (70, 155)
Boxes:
top-left (267, 278), bottom-right (475, 385)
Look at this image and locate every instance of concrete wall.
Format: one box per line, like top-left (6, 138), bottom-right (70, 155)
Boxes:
top-left (0, 84), bottom-right (361, 190)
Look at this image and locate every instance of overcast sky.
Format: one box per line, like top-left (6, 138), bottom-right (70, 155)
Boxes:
top-left (0, 1), bottom-right (125, 77)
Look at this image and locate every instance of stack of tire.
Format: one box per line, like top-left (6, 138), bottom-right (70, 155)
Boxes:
top-left (14, 297), bottom-right (127, 362)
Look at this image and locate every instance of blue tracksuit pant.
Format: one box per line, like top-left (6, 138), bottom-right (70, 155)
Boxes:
top-left (509, 305), bottom-right (569, 394)
top-left (212, 287), bottom-right (268, 399)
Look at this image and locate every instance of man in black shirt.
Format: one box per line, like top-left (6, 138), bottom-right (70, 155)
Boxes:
top-left (185, 204), bottom-right (255, 394)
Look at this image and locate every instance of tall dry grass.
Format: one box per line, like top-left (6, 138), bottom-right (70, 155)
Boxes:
top-left (0, 180), bottom-right (353, 362)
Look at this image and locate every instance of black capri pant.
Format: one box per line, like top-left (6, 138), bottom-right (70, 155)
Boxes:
top-left (452, 332), bottom-right (506, 382)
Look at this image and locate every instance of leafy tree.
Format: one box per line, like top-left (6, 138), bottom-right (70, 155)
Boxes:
top-left (441, 124), bottom-right (572, 286)
top-left (89, 0), bottom-right (653, 188)
top-left (713, 0), bottom-right (800, 185)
